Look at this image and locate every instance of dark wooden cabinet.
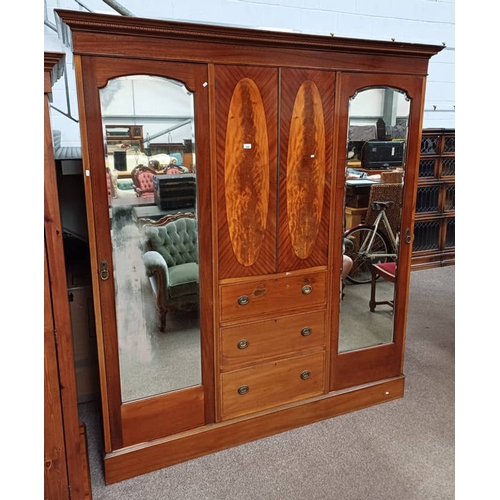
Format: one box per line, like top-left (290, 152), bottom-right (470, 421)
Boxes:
top-left (44, 51), bottom-right (92, 500)
top-left (55, 9), bottom-right (443, 484)
top-left (412, 128), bottom-right (455, 268)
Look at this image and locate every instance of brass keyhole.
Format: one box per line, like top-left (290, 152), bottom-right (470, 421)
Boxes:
top-left (237, 339), bottom-right (249, 349)
top-left (238, 295), bottom-right (249, 306)
top-left (99, 260), bottom-right (109, 281)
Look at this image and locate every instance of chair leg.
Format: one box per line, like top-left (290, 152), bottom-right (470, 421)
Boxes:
top-left (369, 264), bottom-right (396, 312)
top-left (159, 307), bottom-right (168, 332)
top-left (369, 269), bottom-right (377, 312)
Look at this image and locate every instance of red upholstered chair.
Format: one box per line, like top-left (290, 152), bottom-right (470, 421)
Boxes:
top-left (131, 164), bottom-right (156, 197)
top-left (368, 261), bottom-right (396, 312)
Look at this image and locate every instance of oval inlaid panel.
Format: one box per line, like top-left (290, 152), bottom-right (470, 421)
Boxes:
top-left (225, 78), bottom-right (270, 267)
top-left (286, 81), bottom-right (326, 259)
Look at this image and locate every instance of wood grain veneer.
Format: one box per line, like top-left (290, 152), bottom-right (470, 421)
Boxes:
top-left (220, 309), bottom-right (326, 371)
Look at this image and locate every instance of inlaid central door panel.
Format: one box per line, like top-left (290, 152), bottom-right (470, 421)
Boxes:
top-left (278, 68), bottom-right (335, 272)
top-left (215, 65), bottom-right (278, 279)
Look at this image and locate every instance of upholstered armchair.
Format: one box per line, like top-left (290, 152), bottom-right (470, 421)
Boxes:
top-left (131, 164), bottom-right (156, 197)
top-left (141, 214), bottom-right (199, 332)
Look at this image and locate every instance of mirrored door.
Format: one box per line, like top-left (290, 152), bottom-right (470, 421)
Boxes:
top-left (339, 86), bottom-right (410, 353)
top-left (101, 74), bottom-right (200, 403)
top-left (77, 57), bottom-right (212, 449)
top-left (331, 73), bottom-right (425, 391)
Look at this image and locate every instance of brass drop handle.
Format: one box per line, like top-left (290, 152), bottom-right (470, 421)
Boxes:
top-left (405, 228), bottom-right (412, 244)
top-left (301, 327), bottom-right (311, 337)
top-left (300, 370), bottom-right (311, 380)
top-left (99, 259), bottom-right (109, 281)
top-left (238, 385), bottom-right (249, 395)
top-left (238, 295), bottom-right (249, 305)
top-left (302, 285), bottom-right (312, 295)
top-left (237, 339), bottom-right (249, 349)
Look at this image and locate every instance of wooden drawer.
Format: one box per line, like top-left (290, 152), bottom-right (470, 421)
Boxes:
top-left (220, 351), bottom-right (325, 420)
top-left (220, 269), bottom-right (326, 323)
top-left (220, 310), bottom-right (326, 372)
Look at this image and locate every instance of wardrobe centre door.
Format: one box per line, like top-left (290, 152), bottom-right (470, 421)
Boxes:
top-left (214, 64), bottom-right (279, 280)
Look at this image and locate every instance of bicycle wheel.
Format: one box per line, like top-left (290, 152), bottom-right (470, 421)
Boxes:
top-left (344, 226), bottom-right (390, 284)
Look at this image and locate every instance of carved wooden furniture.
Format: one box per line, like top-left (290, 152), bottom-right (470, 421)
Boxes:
top-left (106, 124), bottom-right (144, 153)
top-left (137, 210), bottom-right (195, 228)
top-left (369, 262), bottom-right (397, 311)
top-left (55, 9), bottom-right (443, 485)
top-left (412, 128), bottom-right (455, 269)
top-left (44, 51), bottom-right (92, 500)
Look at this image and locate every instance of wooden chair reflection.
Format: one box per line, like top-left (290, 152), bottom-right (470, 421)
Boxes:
top-left (365, 182), bottom-right (401, 311)
top-left (368, 261), bottom-right (396, 311)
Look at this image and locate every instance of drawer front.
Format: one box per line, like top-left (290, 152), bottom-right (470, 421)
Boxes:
top-left (220, 270), bottom-right (326, 323)
top-left (220, 310), bottom-right (326, 372)
top-left (220, 351), bottom-right (325, 420)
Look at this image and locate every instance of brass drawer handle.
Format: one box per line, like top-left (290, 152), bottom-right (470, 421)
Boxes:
top-left (238, 385), bottom-right (249, 395)
top-left (301, 327), bottom-right (311, 337)
top-left (300, 370), bottom-right (311, 380)
top-left (237, 339), bottom-right (249, 349)
top-left (302, 285), bottom-right (312, 295)
top-left (238, 295), bottom-right (249, 306)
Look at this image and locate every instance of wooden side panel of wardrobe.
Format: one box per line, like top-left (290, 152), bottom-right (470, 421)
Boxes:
top-left (278, 68), bottom-right (334, 272)
top-left (214, 65), bottom-right (278, 279)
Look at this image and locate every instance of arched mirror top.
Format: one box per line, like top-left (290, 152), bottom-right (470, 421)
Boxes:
top-left (350, 86), bottom-right (410, 102)
top-left (92, 61), bottom-right (200, 91)
top-left (99, 73), bottom-right (196, 94)
top-left (347, 87), bottom-right (411, 160)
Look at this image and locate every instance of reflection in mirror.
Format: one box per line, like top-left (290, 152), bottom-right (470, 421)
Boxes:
top-left (100, 75), bottom-right (201, 402)
top-left (339, 87), bottom-right (410, 353)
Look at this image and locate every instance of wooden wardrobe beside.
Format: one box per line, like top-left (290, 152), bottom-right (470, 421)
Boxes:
top-left (44, 51), bottom-right (92, 500)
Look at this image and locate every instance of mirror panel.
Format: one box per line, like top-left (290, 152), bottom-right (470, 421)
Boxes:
top-left (339, 87), bottom-right (410, 353)
top-left (100, 75), bottom-right (201, 402)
